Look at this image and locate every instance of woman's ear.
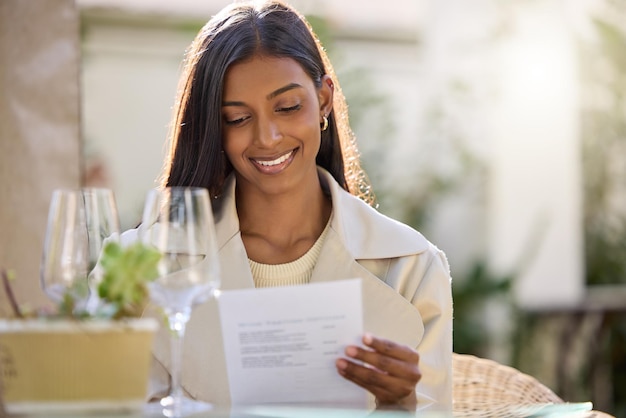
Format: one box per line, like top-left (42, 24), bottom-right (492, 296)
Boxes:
top-left (318, 75), bottom-right (334, 116)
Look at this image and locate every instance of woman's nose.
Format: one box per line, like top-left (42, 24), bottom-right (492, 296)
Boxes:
top-left (254, 118), bottom-right (282, 147)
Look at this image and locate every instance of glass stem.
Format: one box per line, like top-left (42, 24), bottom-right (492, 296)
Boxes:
top-left (167, 308), bottom-right (191, 407)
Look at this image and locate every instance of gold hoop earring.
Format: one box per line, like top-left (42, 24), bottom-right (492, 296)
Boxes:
top-left (321, 115), bottom-right (329, 131)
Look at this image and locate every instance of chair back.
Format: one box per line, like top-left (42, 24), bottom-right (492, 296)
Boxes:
top-left (452, 353), bottom-right (563, 417)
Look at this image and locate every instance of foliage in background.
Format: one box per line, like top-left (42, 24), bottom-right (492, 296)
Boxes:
top-left (581, 10), bottom-right (626, 288)
top-left (580, 3), bottom-right (626, 416)
top-left (451, 261), bottom-right (513, 356)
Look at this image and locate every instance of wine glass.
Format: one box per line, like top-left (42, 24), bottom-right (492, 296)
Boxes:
top-left (40, 188), bottom-right (121, 314)
top-left (40, 189), bottom-right (90, 309)
top-left (139, 187), bottom-right (221, 417)
top-left (82, 188), bottom-right (121, 271)
top-left (81, 188), bottom-right (121, 312)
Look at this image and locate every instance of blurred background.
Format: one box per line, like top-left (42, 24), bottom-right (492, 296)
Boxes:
top-left (1, 0), bottom-right (625, 416)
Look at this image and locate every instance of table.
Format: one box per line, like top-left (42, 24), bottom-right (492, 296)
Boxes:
top-left (3, 401), bottom-right (613, 418)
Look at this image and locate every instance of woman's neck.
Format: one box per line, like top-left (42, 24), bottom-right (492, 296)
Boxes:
top-left (235, 173), bottom-right (332, 264)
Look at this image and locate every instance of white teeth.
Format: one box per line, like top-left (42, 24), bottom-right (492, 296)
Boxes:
top-left (256, 151), bottom-right (293, 166)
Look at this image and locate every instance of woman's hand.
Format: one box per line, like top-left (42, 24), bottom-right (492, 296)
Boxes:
top-left (335, 333), bottom-right (421, 410)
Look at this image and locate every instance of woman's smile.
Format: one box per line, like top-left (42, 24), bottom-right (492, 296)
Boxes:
top-left (250, 148), bottom-right (298, 174)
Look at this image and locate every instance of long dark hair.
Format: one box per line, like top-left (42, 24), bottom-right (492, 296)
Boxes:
top-left (162, 1), bottom-right (374, 205)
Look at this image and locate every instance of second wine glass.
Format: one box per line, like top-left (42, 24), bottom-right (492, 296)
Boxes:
top-left (40, 188), bottom-right (120, 313)
top-left (140, 187), bottom-right (220, 417)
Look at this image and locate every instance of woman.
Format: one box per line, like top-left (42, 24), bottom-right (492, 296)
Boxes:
top-left (149, 0), bottom-right (453, 411)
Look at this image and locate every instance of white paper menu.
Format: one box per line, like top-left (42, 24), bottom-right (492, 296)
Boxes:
top-left (217, 278), bottom-right (367, 407)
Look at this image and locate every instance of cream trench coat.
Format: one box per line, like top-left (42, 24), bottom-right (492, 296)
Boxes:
top-left (142, 167), bottom-right (453, 411)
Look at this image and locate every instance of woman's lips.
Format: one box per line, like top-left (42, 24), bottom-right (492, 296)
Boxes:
top-left (250, 149), bottom-right (296, 174)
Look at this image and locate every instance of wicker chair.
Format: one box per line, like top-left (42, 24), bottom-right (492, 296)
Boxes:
top-left (452, 353), bottom-right (616, 417)
top-left (452, 353), bottom-right (593, 417)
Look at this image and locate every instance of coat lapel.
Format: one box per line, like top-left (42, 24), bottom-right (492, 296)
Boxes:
top-left (311, 229), bottom-right (424, 350)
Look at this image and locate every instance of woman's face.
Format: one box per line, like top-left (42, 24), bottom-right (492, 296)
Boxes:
top-left (221, 55), bottom-right (332, 198)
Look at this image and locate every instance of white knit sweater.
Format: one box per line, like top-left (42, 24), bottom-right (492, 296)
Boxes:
top-left (249, 217), bottom-right (331, 288)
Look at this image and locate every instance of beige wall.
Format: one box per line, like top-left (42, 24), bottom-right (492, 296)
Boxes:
top-left (0, 0), bottom-right (81, 314)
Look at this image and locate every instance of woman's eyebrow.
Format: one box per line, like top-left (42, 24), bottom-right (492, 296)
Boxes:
top-left (266, 83), bottom-right (303, 100)
top-left (222, 100), bottom-right (245, 107)
top-left (222, 83), bottom-right (303, 107)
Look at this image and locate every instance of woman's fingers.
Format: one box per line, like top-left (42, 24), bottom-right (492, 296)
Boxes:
top-left (356, 334), bottom-right (421, 379)
top-left (335, 333), bottom-right (421, 405)
top-left (336, 357), bottom-right (417, 402)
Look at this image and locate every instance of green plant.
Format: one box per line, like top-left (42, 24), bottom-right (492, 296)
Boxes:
top-left (2, 241), bottom-right (161, 321)
top-left (95, 241), bottom-right (161, 319)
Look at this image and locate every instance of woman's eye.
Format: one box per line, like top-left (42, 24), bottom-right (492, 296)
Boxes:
top-left (277, 104), bottom-right (301, 113)
top-left (224, 115), bottom-right (249, 126)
